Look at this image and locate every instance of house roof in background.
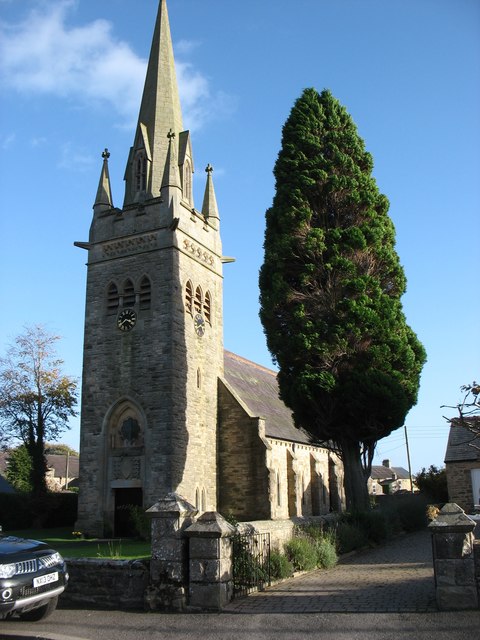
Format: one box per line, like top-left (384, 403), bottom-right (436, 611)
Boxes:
top-left (0, 452), bottom-right (79, 477)
top-left (371, 465), bottom-right (410, 480)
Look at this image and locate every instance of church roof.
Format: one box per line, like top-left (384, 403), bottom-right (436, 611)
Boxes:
top-left (445, 418), bottom-right (480, 463)
top-left (223, 351), bottom-right (324, 447)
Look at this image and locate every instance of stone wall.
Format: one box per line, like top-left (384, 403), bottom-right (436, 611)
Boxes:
top-left (217, 381), bottom-right (271, 520)
top-left (446, 461), bottom-right (480, 513)
top-left (60, 558), bottom-right (149, 610)
top-left (240, 515), bottom-right (337, 552)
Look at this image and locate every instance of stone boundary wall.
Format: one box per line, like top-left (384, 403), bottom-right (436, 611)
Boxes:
top-left (59, 509), bottom-right (338, 612)
top-left (240, 514), bottom-right (337, 551)
top-left (60, 558), bottom-right (149, 610)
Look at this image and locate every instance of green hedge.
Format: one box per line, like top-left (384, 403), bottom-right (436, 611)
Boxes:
top-left (0, 492), bottom-right (78, 531)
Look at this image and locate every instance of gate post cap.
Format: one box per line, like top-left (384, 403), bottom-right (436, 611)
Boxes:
top-left (146, 492), bottom-right (197, 518)
top-left (185, 511), bottom-right (236, 538)
top-left (428, 502), bottom-right (476, 533)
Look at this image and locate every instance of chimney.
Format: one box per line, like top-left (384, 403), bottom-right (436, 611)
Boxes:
top-left (383, 459), bottom-right (390, 468)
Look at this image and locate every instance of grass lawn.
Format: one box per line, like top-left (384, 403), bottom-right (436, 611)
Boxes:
top-left (6, 527), bottom-right (151, 560)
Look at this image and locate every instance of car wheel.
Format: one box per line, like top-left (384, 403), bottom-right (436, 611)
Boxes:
top-left (18, 596), bottom-right (58, 621)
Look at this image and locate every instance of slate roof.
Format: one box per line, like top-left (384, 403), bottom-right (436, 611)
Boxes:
top-left (444, 418), bottom-right (480, 463)
top-left (223, 351), bottom-right (324, 446)
top-left (371, 465), bottom-right (410, 481)
top-left (0, 452), bottom-right (79, 478)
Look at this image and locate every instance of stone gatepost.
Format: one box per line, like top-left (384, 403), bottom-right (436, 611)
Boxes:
top-left (429, 502), bottom-right (478, 610)
top-left (145, 492), bottom-right (197, 611)
top-left (185, 511), bottom-right (236, 611)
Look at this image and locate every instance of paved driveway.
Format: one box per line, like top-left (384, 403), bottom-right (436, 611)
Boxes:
top-left (225, 529), bottom-right (436, 613)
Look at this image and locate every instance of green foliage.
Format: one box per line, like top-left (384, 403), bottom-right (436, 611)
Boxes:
top-left (269, 550), bottom-right (293, 579)
top-left (126, 505), bottom-right (151, 541)
top-left (284, 537), bottom-right (318, 572)
top-left (414, 465), bottom-right (448, 503)
top-left (233, 536), bottom-right (269, 590)
top-left (45, 443), bottom-right (79, 456)
top-left (334, 521), bottom-right (368, 554)
top-left (0, 492), bottom-right (77, 530)
top-left (315, 536), bottom-right (338, 569)
top-left (5, 445), bottom-right (32, 492)
top-left (0, 325), bottom-right (78, 497)
top-left (259, 88), bottom-right (426, 510)
top-left (340, 509), bottom-right (391, 545)
top-left (0, 492), bottom-right (33, 529)
top-left (5, 528), bottom-right (150, 560)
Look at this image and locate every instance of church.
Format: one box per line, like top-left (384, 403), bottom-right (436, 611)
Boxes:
top-left (75, 0), bottom-right (344, 537)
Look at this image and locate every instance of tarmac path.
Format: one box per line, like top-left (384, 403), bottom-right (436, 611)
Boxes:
top-left (224, 529), bottom-right (437, 613)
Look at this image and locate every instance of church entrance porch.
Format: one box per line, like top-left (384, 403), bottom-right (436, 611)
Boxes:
top-left (114, 487), bottom-right (143, 537)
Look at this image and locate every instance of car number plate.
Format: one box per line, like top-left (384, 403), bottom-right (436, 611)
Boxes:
top-left (33, 572), bottom-right (59, 588)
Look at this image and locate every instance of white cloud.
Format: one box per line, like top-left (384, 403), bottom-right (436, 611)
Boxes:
top-left (0, 1), bottom-right (234, 130)
top-left (1, 132), bottom-right (16, 149)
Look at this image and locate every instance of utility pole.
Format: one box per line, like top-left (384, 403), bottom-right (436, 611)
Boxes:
top-left (404, 425), bottom-right (414, 493)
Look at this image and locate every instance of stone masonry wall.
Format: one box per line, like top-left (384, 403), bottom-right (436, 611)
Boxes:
top-left (217, 381), bottom-right (270, 520)
top-left (446, 461), bottom-right (480, 513)
top-left (61, 558), bottom-right (149, 610)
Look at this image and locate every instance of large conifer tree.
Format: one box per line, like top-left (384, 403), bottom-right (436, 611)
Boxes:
top-left (259, 88), bottom-right (426, 510)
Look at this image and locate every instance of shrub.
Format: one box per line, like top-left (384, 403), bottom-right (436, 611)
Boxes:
top-left (285, 537), bottom-right (318, 572)
top-left (340, 509), bottom-right (390, 545)
top-left (334, 521), bottom-right (368, 554)
top-left (0, 491), bottom-right (77, 530)
top-left (315, 537), bottom-right (337, 569)
top-left (414, 465), bottom-right (448, 503)
top-left (377, 493), bottom-right (429, 533)
top-left (269, 550), bottom-right (293, 579)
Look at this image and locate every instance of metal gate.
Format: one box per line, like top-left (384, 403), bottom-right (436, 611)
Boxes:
top-left (232, 532), bottom-right (271, 597)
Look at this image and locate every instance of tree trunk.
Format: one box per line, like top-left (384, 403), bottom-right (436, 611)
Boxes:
top-left (340, 440), bottom-right (370, 512)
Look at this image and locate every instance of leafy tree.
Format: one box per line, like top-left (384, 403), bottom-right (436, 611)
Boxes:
top-left (414, 465), bottom-right (448, 503)
top-left (259, 88), bottom-right (426, 511)
top-left (5, 444), bottom-right (33, 493)
top-left (0, 325), bottom-right (78, 497)
top-left (45, 443), bottom-right (79, 457)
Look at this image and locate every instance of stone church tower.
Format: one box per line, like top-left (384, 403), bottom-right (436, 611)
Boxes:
top-left (75, 0), bottom-right (223, 536)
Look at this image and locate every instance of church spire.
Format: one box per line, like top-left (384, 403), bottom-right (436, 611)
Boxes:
top-left (123, 0), bottom-right (183, 206)
top-left (201, 164), bottom-right (220, 229)
top-left (94, 148), bottom-right (113, 213)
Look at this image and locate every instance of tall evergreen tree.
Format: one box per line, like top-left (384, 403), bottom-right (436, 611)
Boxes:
top-left (259, 88), bottom-right (426, 510)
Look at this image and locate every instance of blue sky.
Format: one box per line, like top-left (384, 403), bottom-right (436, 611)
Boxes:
top-left (0, 0), bottom-right (479, 475)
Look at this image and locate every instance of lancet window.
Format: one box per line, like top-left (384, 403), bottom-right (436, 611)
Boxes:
top-left (123, 279), bottom-right (135, 307)
top-left (139, 276), bottom-right (151, 310)
top-left (107, 282), bottom-right (120, 314)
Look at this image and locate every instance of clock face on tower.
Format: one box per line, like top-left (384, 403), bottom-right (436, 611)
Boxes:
top-left (194, 313), bottom-right (205, 337)
top-left (117, 308), bottom-right (137, 332)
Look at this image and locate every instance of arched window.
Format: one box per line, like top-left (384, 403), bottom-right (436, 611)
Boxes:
top-left (201, 488), bottom-right (206, 512)
top-left (197, 368), bottom-right (202, 389)
top-left (194, 286), bottom-right (202, 314)
top-left (107, 282), bottom-right (119, 314)
top-left (135, 151), bottom-right (147, 193)
top-left (204, 291), bottom-right (212, 324)
top-left (277, 472), bottom-right (281, 507)
top-left (195, 488), bottom-right (200, 511)
top-left (185, 280), bottom-right (193, 315)
top-left (123, 279), bottom-right (135, 307)
top-left (139, 276), bottom-right (151, 310)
